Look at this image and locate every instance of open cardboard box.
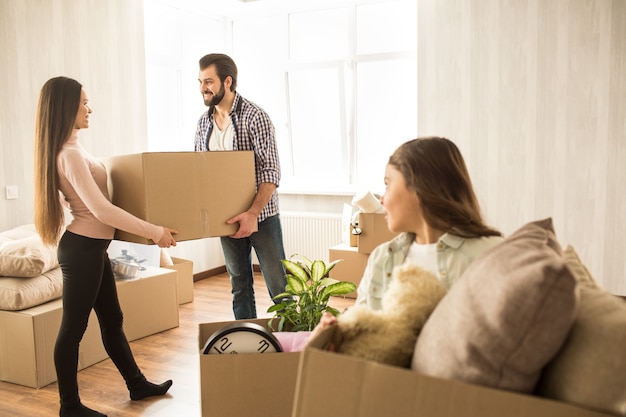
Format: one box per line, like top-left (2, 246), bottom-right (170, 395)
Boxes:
top-left (198, 318), bottom-right (300, 417)
top-left (103, 151), bottom-right (257, 244)
top-left (291, 325), bottom-right (614, 417)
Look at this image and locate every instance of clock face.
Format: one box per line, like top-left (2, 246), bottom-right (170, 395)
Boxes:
top-left (202, 322), bottom-right (283, 355)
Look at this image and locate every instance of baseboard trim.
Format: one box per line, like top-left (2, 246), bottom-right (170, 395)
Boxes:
top-left (193, 264), bottom-right (261, 282)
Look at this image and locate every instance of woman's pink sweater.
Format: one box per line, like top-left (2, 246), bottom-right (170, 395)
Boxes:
top-left (56, 134), bottom-right (163, 243)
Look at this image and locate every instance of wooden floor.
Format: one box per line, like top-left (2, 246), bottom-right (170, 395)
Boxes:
top-left (0, 272), bottom-right (354, 417)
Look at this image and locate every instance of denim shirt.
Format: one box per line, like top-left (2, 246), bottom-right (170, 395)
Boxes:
top-left (355, 232), bottom-right (504, 310)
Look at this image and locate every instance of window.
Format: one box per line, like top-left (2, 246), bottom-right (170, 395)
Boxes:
top-left (144, 0), bottom-right (417, 194)
top-left (143, 1), bottom-right (223, 151)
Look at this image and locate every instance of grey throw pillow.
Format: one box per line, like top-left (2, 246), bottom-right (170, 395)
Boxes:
top-left (535, 245), bottom-right (626, 415)
top-left (411, 218), bottom-right (578, 393)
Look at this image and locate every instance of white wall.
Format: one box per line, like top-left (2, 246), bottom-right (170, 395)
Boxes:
top-left (417, 0), bottom-right (626, 294)
top-left (0, 0), bottom-right (149, 227)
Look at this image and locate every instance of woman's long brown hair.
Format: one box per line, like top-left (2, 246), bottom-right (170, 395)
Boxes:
top-left (34, 77), bottom-right (82, 245)
top-left (388, 137), bottom-right (502, 238)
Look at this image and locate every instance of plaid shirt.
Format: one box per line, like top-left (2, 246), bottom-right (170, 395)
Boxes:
top-left (194, 93), bottom-right (281, 222)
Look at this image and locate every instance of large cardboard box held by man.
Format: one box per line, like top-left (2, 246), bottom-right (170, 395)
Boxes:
top-left (291, 326), bottom-right (614, 417)
top-left (104, 151), bottom-right (256, 244)
top-left (198, 319), bottom-right (300, 417)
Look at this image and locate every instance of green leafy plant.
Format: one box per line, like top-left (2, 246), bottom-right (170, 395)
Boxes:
top-left (267, 254), bottom-right (357, 332)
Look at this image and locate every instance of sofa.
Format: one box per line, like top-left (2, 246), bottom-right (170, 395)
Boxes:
top-left (294, 218), bottom-right (626, 417)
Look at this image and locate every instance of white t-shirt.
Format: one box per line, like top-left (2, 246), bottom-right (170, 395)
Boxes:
top-left (208, 119), bottom-right (234, 151)
top-left (405, 241), bottom-right (439, 277)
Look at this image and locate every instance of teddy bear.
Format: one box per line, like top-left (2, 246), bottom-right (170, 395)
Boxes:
top-left (335, 262), bottom-right (448, 368)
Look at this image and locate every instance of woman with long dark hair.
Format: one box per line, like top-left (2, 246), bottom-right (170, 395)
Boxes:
top-left (34, 76), bottom-right (177, 417)
top-left (314, 137), bottom-right (503, 335)
top-left (355, 136), bottom-right (503, 309)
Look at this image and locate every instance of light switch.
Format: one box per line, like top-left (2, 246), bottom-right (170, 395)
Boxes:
top-left (5, 185), bottom-right (18, 200)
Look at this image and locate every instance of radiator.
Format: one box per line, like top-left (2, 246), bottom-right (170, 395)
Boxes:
top-left (280, 212), bottom-right (343, 263)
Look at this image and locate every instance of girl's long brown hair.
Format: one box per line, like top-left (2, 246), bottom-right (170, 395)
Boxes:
top-left (388, 137), bottom-right (502, 238)
top-left (34, 77), bottom-right (82, 245)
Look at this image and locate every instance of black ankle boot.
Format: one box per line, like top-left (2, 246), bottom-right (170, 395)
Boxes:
top-left (59, 403), bottom-right (107, 417)
top-left (128, 377), bottom-right (173, 401)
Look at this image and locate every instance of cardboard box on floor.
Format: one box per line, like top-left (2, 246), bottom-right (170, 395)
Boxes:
top-left (0, 300), bottom-right (107, 389)
top-left (163, 257), bottom-right (194, 304)
top-left (329, 244), bottom-right (369, 298)
top-left (357, 212), bottom-right (398, 254)
top-left (199, 319), bottom-right (301, 417)
top-left (291, 326), bottom-right (614, 417)
top-left (116, 267), bottom-right (179, 341)
top-left (103, 151), bottom-right (257, 244)
top-left (0, 267), bottom-right (179, 389)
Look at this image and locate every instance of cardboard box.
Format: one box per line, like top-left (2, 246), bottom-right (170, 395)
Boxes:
top-left (357, 212), bottom-right (398, 254)
top-left (163, 257), bottom-right (194, 304)
top-left (0, 267), bottom-right (179, 388)
top-left (292, 326), bottom-right (614, 417)
top-left (104, 151), bottom-right (257, 244)
top-left (199, 319), bottom-right (301, 417)
top-left (0, 300), bottom-right (107, 389)
top-left (116, 267), bottom-right (180, 341)
top-left (329, 244), bottom-right (369, 298)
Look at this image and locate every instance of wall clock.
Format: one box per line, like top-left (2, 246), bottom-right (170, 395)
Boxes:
top-left (202, 322), bottom-right (283, 354)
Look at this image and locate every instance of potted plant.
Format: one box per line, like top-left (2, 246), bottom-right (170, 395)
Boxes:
top-left (267, 254), bottom-right (357, 332)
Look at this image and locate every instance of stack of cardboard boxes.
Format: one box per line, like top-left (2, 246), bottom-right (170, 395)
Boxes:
top-left (329, 212), bottom-right (398, 296)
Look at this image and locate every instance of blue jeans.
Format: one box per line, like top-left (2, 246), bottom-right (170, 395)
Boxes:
top-left (220, 214), bottom-right (287, 319)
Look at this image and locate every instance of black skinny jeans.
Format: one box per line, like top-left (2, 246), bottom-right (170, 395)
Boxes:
top-left (55, 231), bottom-right (142, 407)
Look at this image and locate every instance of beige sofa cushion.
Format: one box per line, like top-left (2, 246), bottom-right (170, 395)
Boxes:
top-left (0, 268), bottom-right (63, 310)
top-left (535, 246), bottom-right (626, 415)
top-left (0, 224), bottom-right (58, 277)
top-left (412, 218), bottom-right (578, 393)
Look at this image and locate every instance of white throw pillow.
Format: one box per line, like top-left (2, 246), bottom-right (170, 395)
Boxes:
top-left (0, 268), bottom-right (63, 310)
top-left (0, 224), bottom-right (59, 277)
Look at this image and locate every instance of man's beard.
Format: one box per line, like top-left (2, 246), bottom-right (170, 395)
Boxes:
top-left (204, 83), bottom-right (226, 107)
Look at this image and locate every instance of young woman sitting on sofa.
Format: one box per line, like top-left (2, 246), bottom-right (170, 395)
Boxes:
top-left (316, 136), bottom-right (504, 331)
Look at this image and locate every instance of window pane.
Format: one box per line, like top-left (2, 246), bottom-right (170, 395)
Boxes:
top-left (355, 57), bottom-right (417, 190)
top-left (356, 0), bottom-right (417, 55)
top-left (179, 11), bottom-right (223, 150)
top-left (289, 8), bottom-right (349, 62)
top-left (146, 66), bottom-right (181, 152)
top-left (144, 2), bottom-right (222, 151)
top-left (233, 15), bottom-right (291, 180)
top-left (144, 2), bottom-right (179, 63)
top-left (287, 67), bottom-right (346, 182)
